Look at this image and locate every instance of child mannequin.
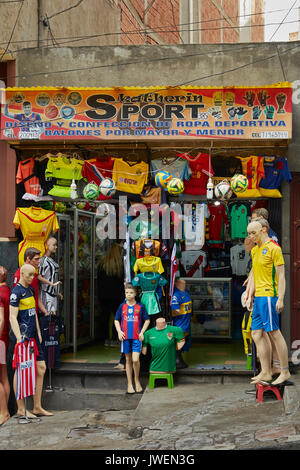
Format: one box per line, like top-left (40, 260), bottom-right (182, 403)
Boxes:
top-left (114, 284), bottom-right (150, 394)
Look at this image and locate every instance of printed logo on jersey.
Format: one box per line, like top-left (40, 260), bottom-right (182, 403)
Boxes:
top-left (262, 248), bottom-right (268, 255)
top-left (10, 293), bottom-right (17, 302)
top-left (167, 332), bottom-right (173, 341)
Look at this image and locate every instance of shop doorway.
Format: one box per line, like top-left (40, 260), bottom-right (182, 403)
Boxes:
top-left (291, 174), bottom-right (300, 345)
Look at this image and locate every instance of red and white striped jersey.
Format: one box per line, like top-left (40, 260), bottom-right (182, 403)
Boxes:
top-left (13, 339), bottom-right (39, 400)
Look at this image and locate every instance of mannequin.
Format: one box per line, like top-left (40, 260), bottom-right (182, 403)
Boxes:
top-left (0, 266), bottom-right (10, 425)
top-left (142, 317), bottom-right (185, 374)
top-left (9, 264), bottom-right (53, 417)
top-left (38, 237), bottom-right (62, 315)
top-left (245, 219), bottom-right (290, 386)
top-left (171, 278), bottom-right (192, 369)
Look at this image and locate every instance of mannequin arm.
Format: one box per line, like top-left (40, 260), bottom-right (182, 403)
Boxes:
top-left (177, 339), bottom-right (185, 351)
top-left (139, 319), bottom-right (150, 341)
top-left (114, 320), bottom-right (125, 341)
top-left (38, 296), bottom-right (48, 316)
top-left (275, 264), bottom-right (285, 313)
top-left (142, 346), bottom-right (147, 355)
top-left (37, 274), bottom-right (61, 287)
top-left (9, 306), bottom-right (21, 342)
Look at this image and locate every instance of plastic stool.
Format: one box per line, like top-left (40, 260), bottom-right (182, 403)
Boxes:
top-left (149, 373), bottom-right (174, 389)
top-left (256, 383), bottom-right (282, 403)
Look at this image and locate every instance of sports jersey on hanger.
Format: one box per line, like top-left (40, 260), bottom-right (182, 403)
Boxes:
top-left (229, 203), bottom-right (251, 239)
top-left (177, 153), bottom-right (214, 195)
top-left (132, 272), bottom-right (167, 315)
top-left (133, 256), bottom-right (164, 275)
top-left (12, 338), bottom-right (39, 400)
top-left (13, 206), bottom-right (59, 266)
top-left (181, 250), bottom-right (207, 278)
top-left (112, 159), bottom-right (148, 194)
top-left (45, 155), bottom-right (84, 182)
top-left (207, 203), bottom-right (229, 248)
top-left (39, 315), bottom-right (64, 369)
top-left (230, 243), bottom-right (250, 276)
top-left (237, 156), bottom-right (265, 198)
top-left (184, 203), bottom-right (209, 250)
top-left (133, 239), bottom-right (161, 259)
top-left (82, 157), bottom-right (114, 200)
top-left (150, 157), bottom-right (191, 182)
top-left (16, 158), bottom-right (42, 199)
top-left (259, 157), bottom-right (292, 198)
top-left (171, 287), bottom-right (192, 333)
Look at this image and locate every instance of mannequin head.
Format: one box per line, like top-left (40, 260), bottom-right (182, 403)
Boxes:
top-left (156, 317), bottom-right (167, 330)
top-left (46, 237), bottom-right (58, 256)
top-left (247, 219), bottom-right (269, 246)
top-left (0, 266), bottom-right (8, 283)
top-left (124, 283), bottom-right (137, 303)
top-left (175, 278), bottom-right (186, 292)
top-left (20, 264), bottom-right (36, 287)
top-left (24, 247), bottom-right (41, 270)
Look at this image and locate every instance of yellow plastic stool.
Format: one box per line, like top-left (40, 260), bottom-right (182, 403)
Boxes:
top-left (149, 373), bottom-right (174, 389)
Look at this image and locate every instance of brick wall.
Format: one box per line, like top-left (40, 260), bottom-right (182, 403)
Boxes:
top-left (251, 0), bottom-right (264, 42)
top-left (120, 0), bottom-right (180, 45)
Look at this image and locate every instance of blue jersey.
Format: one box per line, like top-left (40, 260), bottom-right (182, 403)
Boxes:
top-left (150, 158), bottom-right (191, 182)
top-left (259, 157), bottom-right (291, 189)
top-left (115, 302), bottom-right (149, 340)
top-left (10, 283), bottom-right (37, 339)
top-left (171, 287), bottom-right (192, 333)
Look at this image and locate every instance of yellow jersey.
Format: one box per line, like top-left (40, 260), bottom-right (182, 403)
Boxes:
top-left (13, 207), bottom-right (59, 266)
top-left (133, 256), bottom-right (164, 275)
top-left (251, 240), bottom-right (284, 297)
top-left (112, 159), bottom-right (148, 194)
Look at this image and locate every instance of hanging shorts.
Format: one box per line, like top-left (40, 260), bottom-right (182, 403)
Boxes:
top-left (121, 339), bottom-right (142, 354)
top-left (251, 296), bottom-right (279, 332)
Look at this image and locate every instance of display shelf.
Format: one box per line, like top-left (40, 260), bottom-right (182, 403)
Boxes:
top-left (182, 277), bottom-right (232, 339)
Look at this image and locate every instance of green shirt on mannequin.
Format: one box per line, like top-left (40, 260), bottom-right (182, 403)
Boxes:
top-left (143, 325), bottom-right (185, 372)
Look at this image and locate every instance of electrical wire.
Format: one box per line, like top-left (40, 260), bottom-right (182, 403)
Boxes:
top-left (0, 0), bottom-right (24, 62)
top-left (0, 6), bottom-right (298, 49)
top-left (268, 0), bottom-right (298, 42)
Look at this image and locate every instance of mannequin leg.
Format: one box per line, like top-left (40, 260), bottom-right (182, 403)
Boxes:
top-left (0, 371), bottom-right (9, 425)
top-left (13, 370), bottom-right (36, 418)
top-left (132, 352), bottom-right (142, 393)
top-left (251, 329), bottom-right (272, 383)
top-left (32, 361), bottom-right (53, 416)
top-left (268, 330), bottom-right (291, 385)
top-left (125, 353), bottom-right (135, 394)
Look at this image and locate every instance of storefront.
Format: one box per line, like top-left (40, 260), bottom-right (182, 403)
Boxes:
top-left (0, 83), bottom-right (293, 364)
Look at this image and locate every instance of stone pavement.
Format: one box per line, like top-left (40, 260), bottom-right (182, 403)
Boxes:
top-left (2, 374), bottom-right (300, 451)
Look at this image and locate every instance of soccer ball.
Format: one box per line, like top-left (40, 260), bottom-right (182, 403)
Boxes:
top-left (167, 177), bottom-right (184, 195)
top-left (75, 201), bottom-right (88, 210)
top-left (154, 170), bottom-right (172, 188)
top-left (214, 180), bottom-right (232, 199)
top-left (83, 183), bottom-right (100, 201)
top-left (230, 174), bottom-right (248, 193)
top-left (54, 202), bottom-right (67, 213)
top-left (100, 178), bottom-right (116, 197)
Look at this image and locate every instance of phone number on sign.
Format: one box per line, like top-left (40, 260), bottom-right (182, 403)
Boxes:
top-left (254, 131), bottom-right (289, 139)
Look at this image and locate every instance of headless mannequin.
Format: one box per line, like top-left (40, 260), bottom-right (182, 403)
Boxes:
top-left (10, 264), bottom-right (53, 417)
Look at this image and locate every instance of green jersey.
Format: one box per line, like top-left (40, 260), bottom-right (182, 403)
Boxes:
top-left (143, 325), bottom-right (185, 372)
top-left (230, 203), bottom-right (250, 239)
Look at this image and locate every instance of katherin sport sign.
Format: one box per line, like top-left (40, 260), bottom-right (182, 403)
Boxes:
top-left (0, 84), bottom-right (292, 141)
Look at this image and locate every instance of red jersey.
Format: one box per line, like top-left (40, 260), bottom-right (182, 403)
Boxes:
top-left (13, 339), bottom-right (39, 400)
top-left (82, 157), bottom-right (114, 200)
top-left (13, 268), bottom-right (39, 314)
top-left (0, 284), bottom-right (11, 347)
top-left (237, 156), bottom-right (265, 197)
top-left (207, 203), bottom-right (229, 248)
top-left (178, 153), bottom-right (214, 195)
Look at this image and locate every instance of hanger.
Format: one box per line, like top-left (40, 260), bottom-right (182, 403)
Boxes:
top-left (35, 152), bottom-right (52, 162)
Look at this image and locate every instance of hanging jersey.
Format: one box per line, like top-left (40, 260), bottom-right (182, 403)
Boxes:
top-left (230, 244), bottom-right (250, 276)
top-left (39, 255), bottom-right (60, 313)
top-left (259, 157), bottom-right (292, 198)
top-left (150, 157), bottom-right (191, 183)
top-left (133, 239), bottom-right (161, 259)
top-left (133, 256), bottom-right (164, 275)
top-left (0, 284), bottom-right (11, 348)
top-left (12, 338), bottom-right (39, 400)
top-left (13, 206), bottom-right (59, 266)
top-left (10, 283), bottom-right (37, 338)
top-left (16, 158), bottom-right (42, 198)
top-left (39, 315), bottom-right (64, 369)
top-left (169, 244), bottom-right (178, 304)
top-left (184, 203), bottom-right (209, 250)
top-left (251, 240), bottom-right (285, 297)
top-left (237, 156), bottom-right (265, 197)
top-left (229, 203), bottom-right (251, 239)
top-left (45, 156), bottom-right (84, 183)
top-left (178, 153), bottom-right (214, 195)
top-left (181, 250), bottom-right (207, 278)
top-left (115, 302), bottom-right (149, 340)
top-left (82, 157), bottom-right (114, 200)
top-left (132, 272), bottom-right (167, 315)
top-left (112, 159), bottom-right (148, 194)
top-left (171, 287), bottom-right (192, 333)
top-left (207, 203), bottom-right (229, 248)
